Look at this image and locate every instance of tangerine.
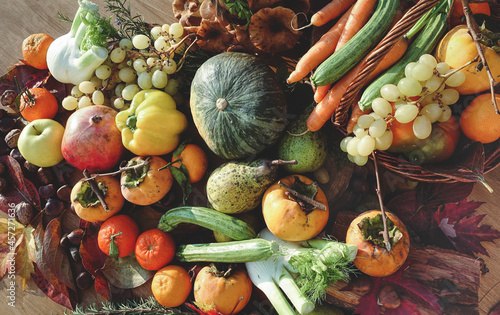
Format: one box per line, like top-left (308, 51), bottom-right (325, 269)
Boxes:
top-left (19, 88), bottom-right (58, 122)
top-left (22, 33), bottom-right (54, 70)
top-left (460, 93), bottom-right (500, 144)
top-left (171, 144), bottom-right (208, 183)
top-left (135, 228), bottom-right (176, 271)
top-left (151, 265), bottom-right (192, 308)
top-left (97, 215), bottom-right (140, 258)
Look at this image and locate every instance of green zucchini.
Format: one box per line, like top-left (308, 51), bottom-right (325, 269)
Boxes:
top-left (176, 239), bottom-right (279, 263)
top-left (157, 206), bottom-right (257, 241)
top-left (310, 0), bottom-right (400, 88)
top-left (358, 10), bottom-right (448, 111)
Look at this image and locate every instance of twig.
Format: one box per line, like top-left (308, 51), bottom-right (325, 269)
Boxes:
top-left (270, 159), bottom-right (298, 166)
top-left (83, 169), bottom-right (110, 212)
top-left (371, 152), bottom-right (391, 252)
top-left (461, 0), bottom-right (499, 114)
top-left (82, 157), bottom-right (150, 181)
top-left (278, 181), bottom-right (327, 211)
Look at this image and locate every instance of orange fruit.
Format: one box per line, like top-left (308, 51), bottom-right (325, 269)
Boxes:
top-left (98, 215), bottom-right (140, 258)
top-left (19, 88), bottom-right (58, 122)
top-left (152, 265), bottom-right (192, 307)
top-left (22, 33), bottom-right (54, 70)
top-left (460, 93), bottom-right (500, 144)
top-left (135, 228), bottom-right (176, 271)
top-left (171, 144), bottom-right (208, 183)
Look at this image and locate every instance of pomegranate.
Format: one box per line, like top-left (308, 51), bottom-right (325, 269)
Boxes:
top-left (61, 105), bottom-right (124, 172)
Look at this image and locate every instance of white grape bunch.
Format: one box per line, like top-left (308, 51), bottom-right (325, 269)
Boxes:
top-left (341, 54), bottom-right (465, 166)
top-left (62, 22), bottom-right (188, 111)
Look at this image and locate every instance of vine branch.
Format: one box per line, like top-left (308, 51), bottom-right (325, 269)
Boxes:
top-left (371, 152), bottom-right (391, 252)
top-left (461, 0), bottom-right (499, 114)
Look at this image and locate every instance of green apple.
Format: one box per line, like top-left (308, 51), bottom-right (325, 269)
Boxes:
top-left (18, 119), bottom-right (65, 167)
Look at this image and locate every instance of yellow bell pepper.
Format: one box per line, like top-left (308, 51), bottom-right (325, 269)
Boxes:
top-left (116, 89), bottom-right (187, 156)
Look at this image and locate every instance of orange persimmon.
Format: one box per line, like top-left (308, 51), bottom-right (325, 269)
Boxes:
top-left (345, 210), bottom-right (410, 277)
top-left (120, 156), bottom-right (173, 206)
top-left (262, 174), bottom-right (329, 241)
top-left (194, 265), bottom-right (253, 315)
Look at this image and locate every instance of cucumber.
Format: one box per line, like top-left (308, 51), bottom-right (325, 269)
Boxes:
top-left (310, 0), bottom-right (400, 88)
top-left (358, 11), bottom-right (448, 111)
top-left (176, 239), bottom-right (279, 263)
top-left (157, 206), bottom-right (257, 241)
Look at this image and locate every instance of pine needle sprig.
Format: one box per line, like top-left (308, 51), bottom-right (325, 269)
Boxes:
top-left (66, 297), bottom-right (196, 315)
top-left (105, 0), bottom-right (151, 39)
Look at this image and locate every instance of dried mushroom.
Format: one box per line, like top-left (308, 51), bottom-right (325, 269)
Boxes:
top-left (248, 7), bottom-right (300, 54)
top-left (172, 0), bottom-right (203, 26)
top-left (196, 19), bottom-right (235, 52)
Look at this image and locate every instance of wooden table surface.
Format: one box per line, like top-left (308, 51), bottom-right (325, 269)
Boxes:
top-left (1, 1), bottom-right (499, 314)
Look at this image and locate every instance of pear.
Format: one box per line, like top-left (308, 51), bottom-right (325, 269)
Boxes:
top-left (206, 158), bottom-right (294, 214)
top-left (277, 105), bottom-right (328, 173)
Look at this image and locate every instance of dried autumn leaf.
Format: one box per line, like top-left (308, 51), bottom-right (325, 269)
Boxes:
top-left (34, 222), bottom-right (77, 308)
top-left (0, 156), bottom-right (41, 214)
top-left (434, 200), bottom-right (500, 256)
top-left (79, 220), bottom-right (110, 300)
top-left (43, 217), bottom-right (76, 291)
top-left (101, 252), bottom-right (155, 289)
top-left (354, 262), bottom-right (442, 315)
top-left (415, 181), bottom-right (474, 207)
top-left (0, 218), bottom-right (35, 289)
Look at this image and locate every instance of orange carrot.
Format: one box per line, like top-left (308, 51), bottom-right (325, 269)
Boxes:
top-left (311, 0), bottom-right (357, 27)
top-left (314, 84), bottom-right (332, 103)
top-left (306, 36), bottom-right (409, 132)
top-left (287, 6), bottom-right (353, 84)
top-left (335, 0), bottom-right (377, 52)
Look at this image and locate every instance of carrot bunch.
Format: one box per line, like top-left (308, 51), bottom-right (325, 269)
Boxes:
top-left (287, 0), bottom-right (407, 132)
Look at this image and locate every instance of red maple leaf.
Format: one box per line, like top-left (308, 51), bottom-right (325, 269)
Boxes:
top-left (354, 263), bottom-right (441, 315)
top-left (434, 200), bottom-right (500, 256)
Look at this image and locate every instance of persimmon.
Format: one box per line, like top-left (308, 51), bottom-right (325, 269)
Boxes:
top-left (345, 210), bottom-right (410, 277)
top-left (98, 215), bottom-right (140, 258)
top-left (460, 93), bottom-right (500, 144)
top-left (135, 228), bottom-right (176, 271)
top-left (171, 143), bottom-right (208, 183)
top-left (193, 264), bottom-right (253, 315)
top-left (262, 174), bottom-right (329, 241)
top-left (450, 1), bottom-right (491, 27)
top-left (152, 265), bottom-right (192, 308)
top-left (121, 156), bottom-right (173, 206)
top-left (19, 88), bottom-right (59, 122)
top-left (22, 33), bottom-right (54, 69)
top-left (71, 175), bottom-right (125, 223)
top-left (435, 24), bottom-right (500, 95)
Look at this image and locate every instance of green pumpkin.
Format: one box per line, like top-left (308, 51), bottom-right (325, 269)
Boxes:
top-left (190, 52), bottom-right (287, 160)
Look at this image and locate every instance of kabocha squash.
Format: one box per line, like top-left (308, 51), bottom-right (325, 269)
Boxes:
top-left (190, 52), bottom-right (287, 160)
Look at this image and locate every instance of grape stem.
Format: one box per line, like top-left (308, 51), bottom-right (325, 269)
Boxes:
top-left (371, 152), bottom-right (391, 252)
top-left (82, 157), bottom-right (151, 181)
top-left (460, 0), bottom-right (499, 114)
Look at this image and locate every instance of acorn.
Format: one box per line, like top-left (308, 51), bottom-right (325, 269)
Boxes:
top-left (5, 128), bottom-right (20, 148)
top-left (57, 185), bottom-right (72, 202)
top-left (24, 160), bottom-right (39, 173)
top-left (377, 284), bottom-right (401, 309)
top-left (10, 148), bottom-right (25, 164)
top-left (69, 246), bottom-right (81, 262)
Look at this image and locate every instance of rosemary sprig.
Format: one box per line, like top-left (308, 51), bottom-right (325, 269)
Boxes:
top-left (66, 297), bottom-right (195, 315)
top-left (105, 0), bottom-right (151, 39)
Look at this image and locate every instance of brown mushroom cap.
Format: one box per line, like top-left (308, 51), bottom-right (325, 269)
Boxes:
top-left (196, 19), bottom-right (236, 52)
top-left (172, 0), bottom-right (203, 26)
top-left (248, 6), bottom-right (301, 54)
top-left (248, 0), bottom-right (282, 11)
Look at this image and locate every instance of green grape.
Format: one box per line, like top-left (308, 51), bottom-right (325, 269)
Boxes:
top-left (413, 115), bottom-right (432, 139)
top-left (380, 84), bottom-right (402, 102)
top-left (118, 67), bottom-right (136, 83)
top-left (397, 77), bottom-right (422, 97)
top-left (357, 115), bottom-right (375, 129)
top-left (95, 65), bottom-right (112, 80)
top-left (62, 96), bottom-right (78, 111)
top-left (357, 135), bottom-right (375, 156)
top-left (133, 58), bottom-right (148, 73)
top-left (92, 90), bottom-right (105, 105)
top-left (151, 26), bottom-right (163, 40)
top-left (340, 136), bottom-right (352, 152)
top-left (152, 70), bottom-right (168, 89)
top-left (346, 137), bottom-right (361, 156)
top-left (138, 71), bottom-right (153, 90)
top-left (132, 34), bottom-right (150, 50)
top-left (78, 81), bottom-right (97, 94)
top-left (395, 104), bottom-right (419, 123)
top-left (169, 22), bottom-right (184, 38)
top-left (122, 84), bottom-right (140, 101)
top-left (368, 119), bottom-right (387, 138)
top-left (119, 38), bottom-right (133, 50)
top-left (78, 95), bottom-right (92, 109)
top-left (371, 98), bottom-right (392, 118)
top-left (114, 97), bottom-right (125, 109)
top-left (375, 130), bottom-right (393, 150)
top-left (354, 155), bottom-right (368, 166)
top-left (110, 47), bottom-right (126, 63)
top-left (421, 103), bottom-right (442, 123)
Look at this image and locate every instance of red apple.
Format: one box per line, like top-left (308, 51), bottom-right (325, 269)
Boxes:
top-left (61, 105), bottom-right (124, 172)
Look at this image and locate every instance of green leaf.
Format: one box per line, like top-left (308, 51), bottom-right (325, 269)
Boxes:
top-left (108, 232), bottom-right (122, 259)
top-left (170, 165), bottom-right (192, 204)
top-left (101, 252), bottom-right (154, 289)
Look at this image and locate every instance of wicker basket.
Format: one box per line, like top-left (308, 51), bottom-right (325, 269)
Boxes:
top-left (330, 0), bottom-right (500, 183)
